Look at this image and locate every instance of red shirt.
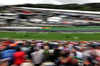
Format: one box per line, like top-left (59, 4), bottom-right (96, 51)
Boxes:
top-left (13, 51), bottom-right (26, 65)
top-left (4, 41), bottom-right (12, 46)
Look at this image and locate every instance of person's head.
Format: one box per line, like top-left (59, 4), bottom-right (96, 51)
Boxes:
top-left (34, 49), bottom-right (39, 52)
top-left (0, 48), bottom-right (5, 52)
top-left (23, 43), bottom-right (28, 47)
top-left (88, 45), bottom-right (95, 49)
top-left (54, 45), bottom-right (58, 49)
top-left (60, 50), bottom-right (69, 57)
top-left (31, 40), bottom-right (36, 43)
top-left (59, 42), bottom-right (63, 46)
top-left (64, 44), bottom-right (68, 47)
top-left (74, 47), bottom-right (80, 51)
top-left (16, 48), bottom-right (21, 52)
top-left (65, 42), bottom-right (68, 44)
top-left (96, 45), bottom-right (100, 49)
top-left (70, 48), bottom-right (75, 53)
top-left (32, 40), bottom-right (35, 41)
top-left (31, 43), bottom-right (35, 46)
top-left (80, 47), bottom-right (85, 52)
top-left (5, 47), bottom-right (14, 50)
top-left (59, 57), bottom-right (68, 63)
top-left (44, 46), bottom-right (49, 49)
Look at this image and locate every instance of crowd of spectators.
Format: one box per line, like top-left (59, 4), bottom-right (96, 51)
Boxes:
top-left (0, 39), bottom-right (100, 66)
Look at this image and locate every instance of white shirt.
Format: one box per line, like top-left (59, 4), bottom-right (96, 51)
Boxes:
top-left (31, 51), bottom-right (43, 64)
top-left (21, 62), bottom-right (34, 66)
top-left (76, 51), bottom-right (83, 59)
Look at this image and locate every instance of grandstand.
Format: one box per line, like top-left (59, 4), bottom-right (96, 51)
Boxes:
top-left (12, 7), bottom-right (100, 18)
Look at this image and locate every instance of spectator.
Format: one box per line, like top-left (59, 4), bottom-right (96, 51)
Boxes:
top-left (20, 44), bottom-right (31, 59)
top-left (13, 48), bottom-right (26, 66)
top-left (20, 60), bottom-right (34, 66)
top-left (1, 39), bottom-right (100, 66)
top-left (94, 45), bottom-right (100, 65)
top-left (0, 58), bottom-right (10, 66)
top-left (55, 52), bottom-right (73, 66)
top-left (43, 45), bottom-right (50, 61)
top-left (31, 49), bottom-right (43, 66)
top-left (0, 47), bottom-right (16, 66)
top-left (53, 46), bottom-right (60, 60)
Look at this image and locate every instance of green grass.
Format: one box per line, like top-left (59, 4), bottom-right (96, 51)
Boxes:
top-left (0, 31), bottom-right (100, 41)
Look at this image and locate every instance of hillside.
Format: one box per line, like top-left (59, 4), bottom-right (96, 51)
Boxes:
top-left (13, 3), bottom-right (100, 11)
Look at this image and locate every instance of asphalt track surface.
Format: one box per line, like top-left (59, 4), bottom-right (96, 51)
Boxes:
top-left (0, 29), bottom-right (100, 33)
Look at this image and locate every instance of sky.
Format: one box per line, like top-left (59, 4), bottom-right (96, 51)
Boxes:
top-left (0, 0), bottom-right (100, 5)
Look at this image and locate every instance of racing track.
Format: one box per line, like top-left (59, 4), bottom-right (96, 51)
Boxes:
top-left (0, 29), bottom-right (100, 33)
